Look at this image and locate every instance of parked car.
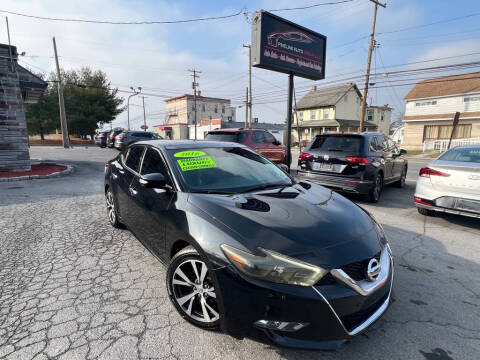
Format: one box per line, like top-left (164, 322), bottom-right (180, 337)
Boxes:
top-left (297, 133), bottom-right (408, 202)
top-left (414, 146), bottom-right (480, 218)
top-left (114, 131), bottom-right (162, 150)
top-left (106, 128), bottom-right (125, 148)
top-left (205, 128), bottom-right (286, 164)
top-left (94, 130), bottom-right (110, 148)
top-left (104, 140), bottom-right (393, 349)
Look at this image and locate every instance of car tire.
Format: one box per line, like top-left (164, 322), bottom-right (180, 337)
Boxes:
top-left (167, 246), bottom-right (220, 330)
top-left (105, 188), bottom-right (124, 228)
top-left (417, 207), bottom-right (435, 216)
top-left (366, 173), bottom-right (383, 203)
top-left (395, 166), bottom-right (407, 188)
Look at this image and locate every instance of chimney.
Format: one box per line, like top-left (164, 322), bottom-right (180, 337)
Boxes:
top-left (311, 85), bottom-right (317, 91)
top-left (197, 90), bottom-right (201, 97)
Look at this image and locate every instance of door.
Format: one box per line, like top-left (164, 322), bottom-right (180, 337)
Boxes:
top-left (263, 132), bottom-right (284, 163)
top-left (130, 147), bottom-right (175, 259)
top-left (120, 145), bottom-right (145, 227)
top-left (377, 135), bottom-right (395, 180)
top-left (388, 138), bottom-right (405, 179)
top-left (252, 131), bottom-right (269, 158)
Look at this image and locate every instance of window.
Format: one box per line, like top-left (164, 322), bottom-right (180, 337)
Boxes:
top-left (141, 148), bottom-right (169, 178)
top-left (227, 116), bottom-right (232, 121)
top-left (423, 125), bottom-right (438, 140)
top-left (344, 94), bottom-right (348, 102)
top-left (192, 104), bottom-right (195, 110)
top-left (202, 103), bottom-right (206, 112)
top-left (222, 105), bottom-right (225, 114)
top-left (367, 109), bottom-right (373, 121)
top-left (369, 137), bottom-right (382, 152)
top-left (214, 105), bottom-right (218, 113)
top-left (464, 96), bottom-right (480, 102)
top-left (381, 111), bottom-right (385, 121)
top-left (439, 147), bottom-right (480, 163)
top-left (263, 132), bottom-right (276, 144)
top-left (124, 146), bottom-right (144, 172)
top-left (252, 131), bottom-right (265, 143)
top-left (356, 97), bottom-right (361, 104)
top-left (415, 100), bottom-right (437, 106)
top-left (298, 111), bottom-right (303, 121)
top-left (310, 110), bottom-right (316, 120)
top-left (310, 135), bottom-right (363, 153)
top-left (323, 108), bottom-right (330, 119)
top-left (423, 124), bottom-right (472, 141)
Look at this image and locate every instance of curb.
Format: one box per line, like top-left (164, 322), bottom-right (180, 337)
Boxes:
top-left (0, 162), bottom-right (74, 182)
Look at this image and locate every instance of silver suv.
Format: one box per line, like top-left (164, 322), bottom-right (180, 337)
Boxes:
top-left (114, 131), bottom-right (162, 150)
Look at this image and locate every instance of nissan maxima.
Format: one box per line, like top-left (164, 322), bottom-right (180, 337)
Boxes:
top-left (104, 140), bottom-right (394, 349)
top-left (414, 145), bottom-right (480, 218)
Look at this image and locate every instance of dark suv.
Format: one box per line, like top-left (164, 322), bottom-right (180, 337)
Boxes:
top-left (297, 132), bottom-right (408, 202)
top-left (114, 131), bottom-right (162, 150)
top-left (205, 128), bottom-right (286, 163)
top-left (94, 130), bottom-right (110, 148)
top-left (107, 128), bottom-right (125, 148)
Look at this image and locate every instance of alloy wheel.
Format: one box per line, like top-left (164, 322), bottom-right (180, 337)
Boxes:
top-left (171, 259), bottom-right (219, 323)
top-left (105, 191), bottom-right (117, 224)
top-left (373, 176), bottom-right (382, 201)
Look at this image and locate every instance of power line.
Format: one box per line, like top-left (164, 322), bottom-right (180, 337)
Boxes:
top-left (269, 0), bottom-right (354, 12)
top-left (0, 8), bottom-right (246, 25)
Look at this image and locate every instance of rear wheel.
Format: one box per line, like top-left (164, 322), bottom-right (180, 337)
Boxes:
top-left (167, 246), bottom-right (220, 329)
top-left (366, 173), bottom-right (383, 203)
top-left (417, 207), bottom-right (435, 216)
top-left (395, 166), bottom-right (407, 188)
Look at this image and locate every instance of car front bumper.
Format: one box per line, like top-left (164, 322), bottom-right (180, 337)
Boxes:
top-left (214, 247), bottom-right (394, 349)
top-left (296, 170), bottom-right (373, 195)
top-left (415, 178), bottom-right (480, 218)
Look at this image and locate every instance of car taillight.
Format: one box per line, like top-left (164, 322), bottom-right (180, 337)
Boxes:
top-left (419, 167), bottom-right (450, 178)
top-left (345, 156), bottom-right (369, 165)
top-left (299, 152), bottom-right (313, 160)
top-left (109, 135), bottom-right (114, 139)
top-left (414, 197), bottom-right (431, 206)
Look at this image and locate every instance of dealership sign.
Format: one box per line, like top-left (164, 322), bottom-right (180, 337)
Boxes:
top-left (251, 11), bottom-right (326, 80)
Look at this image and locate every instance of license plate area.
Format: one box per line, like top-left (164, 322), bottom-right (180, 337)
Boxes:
top-left (312, 162), bottom-right (333, 171)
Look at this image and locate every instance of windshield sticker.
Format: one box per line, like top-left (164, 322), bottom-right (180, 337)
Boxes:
top-left (174, 151), bottom-right (206, 158)
top-left (177, 157), bottom-right (217, 171)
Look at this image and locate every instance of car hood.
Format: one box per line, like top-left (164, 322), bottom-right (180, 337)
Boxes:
top-left (188, 183), bottom-right (382, 268)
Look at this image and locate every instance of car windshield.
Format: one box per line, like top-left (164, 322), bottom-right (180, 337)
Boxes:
top-left (165, 147), bottom-right (292, 193)
top-left (311, 135), bottom-right (363, 153)
top-left (438, 147), bottom-right (480, 163)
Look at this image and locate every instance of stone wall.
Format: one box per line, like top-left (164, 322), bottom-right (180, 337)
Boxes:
top-left (0, 45), bottom-right (30, 172)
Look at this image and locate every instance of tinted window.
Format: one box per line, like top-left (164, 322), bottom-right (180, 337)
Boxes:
top-left (166, 147), bottom-right (291, 193)
top-left (369, 137), bottom-right (382, 152)
top-left (141, 148), bottom-right (170, 178)
top-left (439, 147), bottom-right (480, 163)
top-left (205, 132), bottom-right (241, 142)
top-left (252, 131), bottom-right (265, 143)
top-left (237, 132), bottom-right (248, 143)
top-left (264, 132), bottom-right (276, 144)
top-left (124, 146), bottom-right (144, 172)
top-left (376, 136), bottom-right (387, 151)
top-left (310, 135), bottom-right (363, 153)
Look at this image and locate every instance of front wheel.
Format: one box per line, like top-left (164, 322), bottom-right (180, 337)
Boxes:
top-left (167, 246), bottom-right (220, 329)
top-left (366, 173), bottom-right (383, 203)
top-left (105, 189), bottom-right (124, 228)
top-left (395, 166), bottom-right (407, 188)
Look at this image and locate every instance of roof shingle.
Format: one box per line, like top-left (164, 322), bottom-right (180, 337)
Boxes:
top-left (295, 84), bottom-right (361, 110)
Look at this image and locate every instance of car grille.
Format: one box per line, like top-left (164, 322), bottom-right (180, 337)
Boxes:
top-left (339, 292), bottom-right (389, 331)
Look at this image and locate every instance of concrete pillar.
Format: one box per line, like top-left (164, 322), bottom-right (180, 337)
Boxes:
top-left (0, 45), bottom-right (31, 172)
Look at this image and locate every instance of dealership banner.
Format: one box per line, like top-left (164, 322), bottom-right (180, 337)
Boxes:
top-left (251, 11), bottom-right (326, 80)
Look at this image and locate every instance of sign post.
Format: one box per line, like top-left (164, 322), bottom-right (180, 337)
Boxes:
top-left (251, 10), bottom-right (326, 169)
top-left (447, 112), bottom-right (461, 150)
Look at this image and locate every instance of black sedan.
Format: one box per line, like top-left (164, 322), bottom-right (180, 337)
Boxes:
top-left (104, 140), bottom-right (393, 349)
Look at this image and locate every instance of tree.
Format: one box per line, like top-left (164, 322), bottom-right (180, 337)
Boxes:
top-left (25, 67), bottom-right (124, 139)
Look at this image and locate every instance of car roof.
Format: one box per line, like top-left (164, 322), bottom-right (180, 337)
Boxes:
top-left (207, 128), bottom-right (250, 133)
top-left (315, 132), bottom-right (383, 137)
top-left (134, 139), bottom-right (247, 150)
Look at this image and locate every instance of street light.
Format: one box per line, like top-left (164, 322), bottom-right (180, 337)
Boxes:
top-left (127, 86), bottom-right (142, 130)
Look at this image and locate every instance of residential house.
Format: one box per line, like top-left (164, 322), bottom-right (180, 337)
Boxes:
top-left (158, 92), bottom-right (236, 139)
top-left (292, 83), bottom-right (377, 145)
top-left (366, 105), bottom-right (392, 135)
top-left (403, 72), bottom-right (480, 150)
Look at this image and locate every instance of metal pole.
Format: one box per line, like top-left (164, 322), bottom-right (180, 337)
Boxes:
top-left (52, 37), bottom-right (70, 148)
top-left (142, 96), bottom-right (147, 131)
top-left (360, 1), bottom-right (386, 133)
top-left (248, 46), bottom-right (252, 129)
top-left (448, 112), bottom-right (460, 150)
top-left (245, 87), bottom-right (248, 128)
top-left (285, 73), bottom-right (294, 170)
top-left (127, 89), bottom-right (140, 130)
top-left (194, 74), bottom-right (197, 140)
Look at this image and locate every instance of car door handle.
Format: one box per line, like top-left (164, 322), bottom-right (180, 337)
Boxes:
top-left (129, 186), bottom-right (138, 196)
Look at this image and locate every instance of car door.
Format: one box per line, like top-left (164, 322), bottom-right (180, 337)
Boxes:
top-left (129, 147), bottom-right (175, 260)
top-left (377, 135), bottom-right (394, 180)
top-left (119, 145), bottom-right (146, 227)
top-left (388, 138), bottom-right (404, 179)
top-left (263, 132), bottom-right (283, 163)
top-left (252, 131), bottom-right (269, 158)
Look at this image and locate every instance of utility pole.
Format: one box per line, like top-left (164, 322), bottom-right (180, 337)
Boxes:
top-left (52, 37), bottom-right (70, 148)
top-left (359, 0), bottom-right (386, 133)
top-left (243, 44), bottom-right (252, 128)
top-left (244, 87), bottom-right (248, 128)
top-left (140, 96), bottom-right (147, 131)
top-left (127, 86), bottom-right (141, 130)
top-left (189, 69), bottom-right (201, 140)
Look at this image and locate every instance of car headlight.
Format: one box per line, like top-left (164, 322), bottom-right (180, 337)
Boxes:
top-left (220, 244), bottom-right (328, 286)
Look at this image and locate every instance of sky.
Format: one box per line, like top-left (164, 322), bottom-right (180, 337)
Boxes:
top-left (4, 0), bottom-right (480, 131)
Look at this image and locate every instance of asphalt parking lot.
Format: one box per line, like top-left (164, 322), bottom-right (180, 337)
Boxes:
top-left (0, 146), bottom-right (479, 360)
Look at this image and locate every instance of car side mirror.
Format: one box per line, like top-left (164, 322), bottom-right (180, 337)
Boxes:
top-left (139, 173), bottom-right (167, 188)
top-left (277, 163), bottom-right (289, 173)
top-left (273, 140), bottom-right (281, 146)
top-left (399, 149), bottom-right (407, 155)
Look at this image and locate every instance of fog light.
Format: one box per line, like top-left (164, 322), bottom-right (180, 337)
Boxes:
top-left (254, 320), bottom-right (309, 332)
